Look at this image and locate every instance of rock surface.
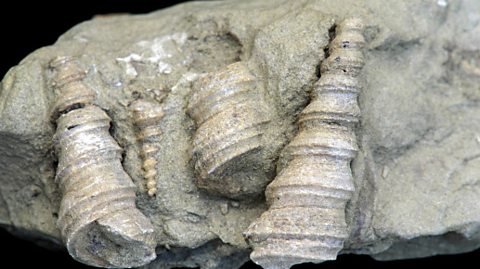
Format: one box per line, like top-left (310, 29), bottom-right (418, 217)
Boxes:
top-left (0, 0), bottom-right (479, 268)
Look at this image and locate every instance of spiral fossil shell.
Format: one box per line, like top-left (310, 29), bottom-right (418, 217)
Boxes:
top-left (130, 99), bottom-right (165, 197)
top-left (244, 18), bottom-right (365, 269)
top-left (187, 62), bottom-right (272, 199)
top-left (50, 56), bottom-right (156, 268)
top-left (49, 56), bottom-right (94, 119)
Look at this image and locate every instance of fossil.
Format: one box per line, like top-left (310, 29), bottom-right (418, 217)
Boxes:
top-left (244, 18), bottom-right (365, 269)
top-left (186, 62), bottom-right (273, 199)
top-left (130, 99), bottom-right (165, 197)
top-left (50, 57), bottom-right (157, 268)
top-left (49, 57), bottom-right (93, 119)
top-left (3, 1), bottom-right (480, 268)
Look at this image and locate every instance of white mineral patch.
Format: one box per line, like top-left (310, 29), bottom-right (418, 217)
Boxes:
top-left (116, 53), bottom-right (142, 77)
top-left (382, 165), bottom-right (390, 178)
top-left (158, 62), bottom-right (172, 74)
top-left (116, 32), bottom-right (188, 78)
top-left (437, 0), bottom-right (447, 7)
top-left (73, 35), bottom-right (89, 43)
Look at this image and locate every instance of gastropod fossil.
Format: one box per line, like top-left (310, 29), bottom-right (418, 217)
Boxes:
top-left (187, 62), bottom-right (273, 199)
top-left (49, 56), bottom-right (157, 268)
top-left (130, 99), bottom-right (165, 197)
top-left (49, 56), bottom-right (93, 119)
top-left (244, 18), bottom-right (365, 269)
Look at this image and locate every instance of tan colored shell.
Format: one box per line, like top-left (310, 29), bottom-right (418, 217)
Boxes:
top-left (50, 57), bottom-right (156, 268)
top-left (244, 18), bottom-right (365, 269)
top-left (130, 99), bottom-right (164, 197)
top-left (49, 56), bottom-right (95, 119)
top-left (186, 62), bottom-right (272, 199)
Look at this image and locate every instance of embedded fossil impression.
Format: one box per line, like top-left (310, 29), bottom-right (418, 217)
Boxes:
top-left (50, 57), bottom-right (157, 268)
top-left (187, 62), bottom-right (274, 199)
top-left (245, 18), bottom-right (365, 269)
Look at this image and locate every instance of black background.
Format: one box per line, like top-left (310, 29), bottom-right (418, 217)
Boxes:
top-left (0, 1), bottom-right (478, 268)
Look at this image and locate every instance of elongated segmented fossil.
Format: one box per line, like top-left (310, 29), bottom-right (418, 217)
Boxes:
top-left (50, 57), bottom-right (156, 268)
top-left (245, 18), bottom-right (365, 269)
top-left (187, 62), bottom-right (272, 199)
top-left (130, 99), bottom-right (164, 197)
top-left (49, 57), bottom-right (93, 119)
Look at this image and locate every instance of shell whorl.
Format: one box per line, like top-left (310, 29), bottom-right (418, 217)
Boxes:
top-left (187, 62), bottom-right (273, 199)
top-left (50, 56), bottom-right (156, 268)
top-left (245, 18), bottom-right (365, 269)
top-left (49, 56), bottom-right (94, 119)
top-left (130, 99), bottom-right (164, 197)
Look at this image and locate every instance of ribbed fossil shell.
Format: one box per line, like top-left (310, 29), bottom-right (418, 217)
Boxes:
top-left (244, 18), bottom-right (365, 269)
top-left (49, 56), bottom-right (94, 119)
top-left (130, 99), bottom-right (165, 197)
top-left (50, 56), bottom-right (156, 268)
top-left (187, 62), bottom-right (272, 199)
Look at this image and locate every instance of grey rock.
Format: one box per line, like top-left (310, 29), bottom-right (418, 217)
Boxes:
top-left (0, 0), bottom-right (479, 268)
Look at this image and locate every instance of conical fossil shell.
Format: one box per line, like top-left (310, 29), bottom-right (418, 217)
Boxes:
top-left (49, 56), bottom-right (95, 119)
top-left (187, 62), bottom-right (272, 199)
top-left (130, 99), bottom-right (165, 197)
top-left (50, 57), bottom-right (156, 268)
top-left (245, 18), bottom-right (365, 269)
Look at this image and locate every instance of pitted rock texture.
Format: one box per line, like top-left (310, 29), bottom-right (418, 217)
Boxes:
top-left (0, 0), bottom-right (479, 268)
